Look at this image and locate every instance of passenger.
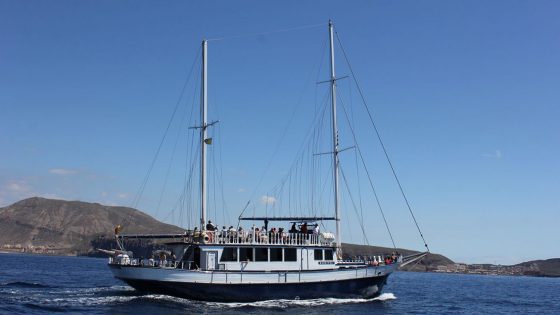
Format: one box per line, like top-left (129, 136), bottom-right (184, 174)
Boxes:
top-left (260, 228), bottom-right (268, 243)
top-left (148, 255), bottom-right (155, 266)
top-left (255, 227), bottom-right (260, 242)
top-left (301, 222), bottom-right (308, 234)
top-left (206, 220), bottom-right (216, 231)
top-left (269, 227), bottom-right (277, 243)
top-left (289, 223), bottom-right (297, 234)
top-left (372, 259), bottom-right (379, 266)
top-left (228, 226), bottom-right (236, 242)
top-left (238, 226), bottom-right (246, 242)
top-left (160, 253), bottom-right (167, 267)
top-left (221, 226), bottom-right (227, 243)
top-left (313, 224), bottom-right (320, 235)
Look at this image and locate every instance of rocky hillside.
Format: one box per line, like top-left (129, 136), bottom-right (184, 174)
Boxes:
top-left (0, 197), bottom-right (183, 255)
top-left (515, 258), bottom-right (560, 277)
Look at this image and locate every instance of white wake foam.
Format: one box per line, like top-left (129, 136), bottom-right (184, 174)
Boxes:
top-left (48, 295), bottom-right (142, 306)
top-left (208, 293), bottom-right (397, 309)
top-left (373, 293), bottom-right (397, 301)
top-left (37, 290), bottom-right (396, 308)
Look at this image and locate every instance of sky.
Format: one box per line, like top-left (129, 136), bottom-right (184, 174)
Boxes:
top-left (1, 0), bottom-right (559, 265)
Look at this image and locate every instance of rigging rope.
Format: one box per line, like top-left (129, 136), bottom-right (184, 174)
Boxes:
top-left (207, 22), bottom-right (327, 42)
top-left (122, 47), bottom-right (202, 231)
top-left (131, 47), bottom-right (201, 209)
top-left (154, 88), bottom-right (192, 218)
top-left (339, 165), bottom-right (370, 245)
top-left (245, 39), bottom-right (329, 216)
top-left (335, 31), bottom-right (430, 252)
top-left (338, 97), bottom-right (396, 249)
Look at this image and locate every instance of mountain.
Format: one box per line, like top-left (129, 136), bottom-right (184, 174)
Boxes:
top-left (514, 259), bottom-right (560, 277)
top-left (0, 197), bottom-right (183, 255)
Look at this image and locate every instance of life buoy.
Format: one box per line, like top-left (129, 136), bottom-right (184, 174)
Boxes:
top-left (202, 231), bottom-right (214, 244)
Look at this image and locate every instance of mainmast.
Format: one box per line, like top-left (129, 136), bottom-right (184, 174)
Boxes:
top-left (200, 39), bottom-right (208, 230)
top-left (328, 20), bottom-right (342, 258)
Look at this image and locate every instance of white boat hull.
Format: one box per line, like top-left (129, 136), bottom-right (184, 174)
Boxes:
top-left (109, 264), bottom-right (396, 301)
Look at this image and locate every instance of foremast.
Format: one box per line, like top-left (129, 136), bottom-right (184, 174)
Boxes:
top-left (200, 40), bottom-right (208, 230)
top-left (328, 20), bottom-right (342, 259)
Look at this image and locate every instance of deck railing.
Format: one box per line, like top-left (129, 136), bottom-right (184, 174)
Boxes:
top-left (190, 230), bottom-right (335, 247)
top-left (109, 255), bottom-right (401, 268)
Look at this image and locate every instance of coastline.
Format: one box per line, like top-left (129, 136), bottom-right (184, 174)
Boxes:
top-left (1, 250), bottom-right (557, 278)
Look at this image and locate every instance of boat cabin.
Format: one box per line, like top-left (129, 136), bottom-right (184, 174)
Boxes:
top-left (166, 229), bottom-right (337, 272)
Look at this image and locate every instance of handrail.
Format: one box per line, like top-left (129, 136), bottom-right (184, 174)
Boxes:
top-left (199, 230), bottom-right (335, 247)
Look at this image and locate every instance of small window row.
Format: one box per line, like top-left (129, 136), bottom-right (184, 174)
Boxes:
top-left (314, 249), bottom-right (334, 261)
top-left (220, 247), bottom-right (297, 262)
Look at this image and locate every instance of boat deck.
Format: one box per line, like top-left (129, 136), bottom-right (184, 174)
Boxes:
top-left (119, 231), bottom-right (336, 247)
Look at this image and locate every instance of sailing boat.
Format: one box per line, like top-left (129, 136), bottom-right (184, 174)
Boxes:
top-left (107, 21), bottom-right (428, 302)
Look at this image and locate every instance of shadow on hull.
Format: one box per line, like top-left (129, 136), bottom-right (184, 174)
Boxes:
top-left (117, 275), bottom-right (389, 302)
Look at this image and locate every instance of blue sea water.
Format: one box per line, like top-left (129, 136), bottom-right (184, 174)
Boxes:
top-left (0, 253), bottom-right (559, 314)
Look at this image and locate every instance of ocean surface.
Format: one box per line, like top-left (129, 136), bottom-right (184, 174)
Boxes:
top-left (1, 253), bottom-right (559, 314)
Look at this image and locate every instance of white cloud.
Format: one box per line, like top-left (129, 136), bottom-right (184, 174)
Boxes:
top-left (7, 182), bottom-right (30, 193)
top-left (0, 180), bottom-right (35, 206)
top-left (117, 193), bottom-right (129, 199)
top-left (261, 195), bottom-right (277, 205)
top-left (49, 168), bottom-right (77, 175)
top-left (237, 188), bottom-right (246, 193)
top-left (482, 149), bottom-right (502, 159)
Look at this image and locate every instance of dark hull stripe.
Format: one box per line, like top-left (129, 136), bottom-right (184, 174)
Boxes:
top-left (117, 275), bottom-right (389, 302)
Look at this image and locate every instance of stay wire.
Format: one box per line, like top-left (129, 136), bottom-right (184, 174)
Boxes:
top-left (125, 46), bottom-right (202, 230)
top-left (245, 35), bottom-right (327, 211)
top-left (154, 88), bottom-right (192, 218)
top-left (335, 31), bottom-right (429, 252)
top-left (156, 53), bottom-right (202, 227)
top-left (207, 22), bottom-right (327, 42)
top-left (339, 165), bottom-right (370, 245)
top-left (338, 96), bottom-right (396, 249)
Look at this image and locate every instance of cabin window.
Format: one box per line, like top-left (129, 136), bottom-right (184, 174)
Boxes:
top-left (325, 249), bottom-right (334, 260)
top-left (239, 247), bottom-right (253, 261)
top-left (270, 248), bottom-right (283, 261)
top-left (255, 248), bottom-right (268, 262)
top-left (284, 248), bottom-right (297, 261)
top-left (314, 249), bottom-right (324, 261)
top-left (220, 247), bottom-right (238, 262)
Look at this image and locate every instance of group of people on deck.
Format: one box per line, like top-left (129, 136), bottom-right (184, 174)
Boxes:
top-left (371, 252), bottom-right (398, 266)
top-left (185, 220), bottom-right (322, 244)
top-left (289, 222), bottom-right (320, 235)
